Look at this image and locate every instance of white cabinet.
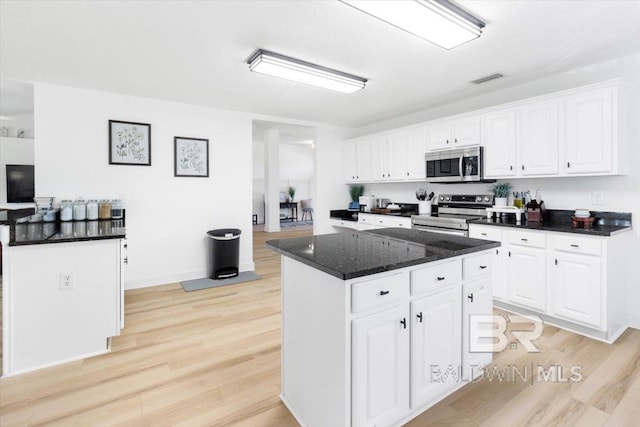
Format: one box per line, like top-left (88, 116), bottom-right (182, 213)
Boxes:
top-left (428, 117), bottom-right (481, 151)
top-left (563, 87), bottom-right (615, 174)
top-left (370, 128), bottom-right (426, 182)
top-left (371, 135), bottom-right (388, 182)
top-left (410, 287), bottom-right (461, 408)
top-left (483, 109), bottom-right (517, 178)
top-left (343, 139), bottom-right (371, 183)
top-left (462, 278), bottom-right (493, 380)
top-left (551, 252), bottom-right (602, 328)
top-left (353, 305), bottom-right (410, 427)
top-left (406, 126), bottom-right (427, 180)
top-left (519, 100), bottom-right (559, 176)
top-left (387, 131), bottom-right (406, 181)
top-left (506, 245), bottom-right (546, 311)
top-left (468, 225), bottom-right (506, 301)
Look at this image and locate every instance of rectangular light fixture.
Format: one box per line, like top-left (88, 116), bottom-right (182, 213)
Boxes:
top-left (247, 49), bottom-right (367, 94)
top-left (341, 0), bottom-right (485, 50)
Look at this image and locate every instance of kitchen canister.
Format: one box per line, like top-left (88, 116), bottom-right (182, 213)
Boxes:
top-left (60, 200), bottom-right (74, 221)
top-left (99, 200), bottom-right (111, 219)
top-left (73, 199), bottom-right (86, 221)
top-left (86, 199), bottom-right (99, 220)
top-left (111, 199), bottom-right (124, 219)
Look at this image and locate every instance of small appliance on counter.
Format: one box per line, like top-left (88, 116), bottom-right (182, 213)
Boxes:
top-left (571, 209), bottom-right (595, 228)
top-left (526, 199), bottom-right (546, 223)
top-left (375, 198), bottom-right (390, 209)
top-left (358, 195), bottom-right (375, 212)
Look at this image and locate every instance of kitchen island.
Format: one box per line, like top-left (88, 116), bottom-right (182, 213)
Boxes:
top-left (267, 229), bottom-right (500, 427)
top-left (1, 211), bottom-right (126, 377)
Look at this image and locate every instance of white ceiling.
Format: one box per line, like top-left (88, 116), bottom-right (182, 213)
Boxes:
top-left (1, 1), bottom-right (639, 127)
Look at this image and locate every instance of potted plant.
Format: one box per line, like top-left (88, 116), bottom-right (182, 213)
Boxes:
top-left (490, 182), bottom-right (512, 207)
top-left (348, 184), bottom-right (364, 209)
top-left (288, 186), bottom-right (296, 202)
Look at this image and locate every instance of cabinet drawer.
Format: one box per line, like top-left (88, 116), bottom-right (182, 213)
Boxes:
top-left (552, 235), bottom-right (602, 256)
top-left (352, 272), bottom-right (409, 313)
top-left (358, 214), bottom-right (374, 225)
top-left (463, 252), bottom-right (492, 281)
top-left (330, 219), bottom-right (357, 229)
top-left (506, 230), bottom-right (546, 249)
top-left (469, 226), bottom-right (502, 241)
top-left (411, 259), bottom-right (462, 296)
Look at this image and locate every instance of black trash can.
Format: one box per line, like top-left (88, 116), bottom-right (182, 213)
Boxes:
top-left (207, 228), bottom-right (241, 279)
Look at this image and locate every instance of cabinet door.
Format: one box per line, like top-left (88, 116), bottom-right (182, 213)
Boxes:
top-left (468, 226), bottom-right (505, 301)
top-left (453, 117), bottom-right (481, 147)
top-left (506, 246), bottom-right (546, 311)
top-left (483, 110), bottom-right (517, 177)
top-left (411, 287), bottom-right (461, 408)
top-left (462, 278), bottom-right (493, 381)
top-left (343, 140), bottom-right (357, 182)
top-left (520, 100), bottom-right (559, 176)
top-left (370, 135), bottom-right (388, 182)
top-left (564, 88), bottom-right (614, 174)
top-left (551, 253), bottom-right (602, 328)
top-left (356, 139), bottom-right (371, 182)
top-left (427, 123), bottom-right (452, 151)
top-left (387, 131), bottom-right (406, 181)
top-left (353, 305), bottom-right (410, 427)
top-left (406, 127), bottom-right (427, 180)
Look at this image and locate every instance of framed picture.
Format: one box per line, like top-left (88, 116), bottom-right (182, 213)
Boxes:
top-left (174, 136), bottom-right (209, 177)
top-left (109, 120), bottom-right (151, 166)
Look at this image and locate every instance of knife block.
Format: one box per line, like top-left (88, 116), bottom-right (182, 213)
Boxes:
top-left (526, 201), bottom-right (545, 223)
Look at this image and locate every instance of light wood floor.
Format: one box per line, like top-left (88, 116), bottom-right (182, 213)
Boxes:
top-left (1, 229), bottom-right (639, 426)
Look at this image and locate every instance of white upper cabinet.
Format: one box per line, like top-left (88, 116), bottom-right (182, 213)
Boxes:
top-left (519, 100), bottom-right (559, 176)
top-left (483, 109), bottom-right (517, 178)
top-left (428, 117), bottom-right (481, 151)
top-left (563, 87), bottom-right (615, 175)
top-left (371, 135), bottom-right (388, 182)
top-left (343, 138), bottom-right (371, 183)
top-left (387, 131), bottom-right (407, 181)
top-left (356, 139), bottom-right (371, 182)
top-left (405, 126), bottom-right (427, 180)
top-left (343, 140), bottom-right (357, 183)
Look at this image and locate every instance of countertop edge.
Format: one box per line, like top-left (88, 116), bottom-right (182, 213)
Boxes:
top-left (9, 233), bottom-right (126, 246)
top-left (471, 220), bottom-right (632, 237)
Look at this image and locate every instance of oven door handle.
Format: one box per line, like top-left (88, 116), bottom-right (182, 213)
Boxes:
top-left (459, 155), bottom-right (464, 180)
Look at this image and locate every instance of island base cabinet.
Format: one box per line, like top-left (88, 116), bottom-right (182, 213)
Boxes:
top-left (462, 278), bottom-right (493, 381)
top-left (352, 305), bottom-right (410, 427)
top-left (410, 287), bottom-right (462, 408)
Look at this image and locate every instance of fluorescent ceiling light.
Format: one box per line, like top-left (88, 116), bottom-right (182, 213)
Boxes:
top-left (247, 49), bottom-right (367, 94)
top-left (341, 0), bottom-right (485, 50)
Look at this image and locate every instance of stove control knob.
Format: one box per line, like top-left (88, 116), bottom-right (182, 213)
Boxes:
top-left (439, 196), bottom-right (444, 202)
top-left (476, 196), bottom-right (482, 202)
top-left (445, 196), bottom-right (451, 201)
top-left (484, 196), bottom-right (491, 202)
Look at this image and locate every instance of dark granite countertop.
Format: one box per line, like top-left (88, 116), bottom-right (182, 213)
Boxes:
top-left (266, 228), bottom-right (500, 280)
top-left (7, 219), bottom-right (126, 246)
top-left (473, 209), bottom-right (632, 237)
top-left (0, 208), bottom-right (35, 225)
top-left (330, 203), bottom-right (419, 222)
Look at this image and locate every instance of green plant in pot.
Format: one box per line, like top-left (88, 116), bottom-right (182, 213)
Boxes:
top-left (490, 182), bottom-right (512, 207)
top-left (348, 184), bottom-right (364, 209)
top-left (288, 186), bottom-right (296, 202)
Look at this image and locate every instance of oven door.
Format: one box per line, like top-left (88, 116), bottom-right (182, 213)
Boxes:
top-left (411, 224), bottom-right (468, 237)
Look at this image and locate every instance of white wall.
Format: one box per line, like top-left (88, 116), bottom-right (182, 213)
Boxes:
top-left (34, 83), bottom-right (254, 289)
top-left (0, 136), bottom-right (34, 207)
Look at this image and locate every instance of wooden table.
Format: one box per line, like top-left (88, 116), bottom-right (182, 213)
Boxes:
top-left (279, 202), bottom-right (298, 222)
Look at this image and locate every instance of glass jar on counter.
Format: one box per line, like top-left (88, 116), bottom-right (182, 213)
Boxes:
top-left (86, 199), bottom-right (99, 220)
top-left (60, 199), bottom-right (74, 221)
top-left (73, 199), bottom-right (86, 221)
top-left (111, 199), bottom-right (124, 219)
top-left (99, 200), bottom-right (111, 219)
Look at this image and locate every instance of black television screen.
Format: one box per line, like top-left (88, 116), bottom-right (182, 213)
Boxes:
top-left (6, 164), bottom-right (35, 203)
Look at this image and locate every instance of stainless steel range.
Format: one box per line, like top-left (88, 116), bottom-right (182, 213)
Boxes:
top-left (411, 194), bottom-right (494, 236)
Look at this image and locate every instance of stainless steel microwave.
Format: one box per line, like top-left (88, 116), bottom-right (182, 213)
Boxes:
top-left (426, 146), bottom-right (485, 183)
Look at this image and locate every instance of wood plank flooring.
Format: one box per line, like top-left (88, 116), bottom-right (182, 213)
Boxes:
top-left (1, 229), bottom-right (639, 426)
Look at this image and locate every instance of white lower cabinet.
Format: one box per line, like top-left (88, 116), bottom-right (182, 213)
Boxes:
top-left (462, 278), bottom-right (493, 380)
top-left (551, 252), bottom-right (602, 328)
top-left (506, 244), bottom-right (546, 311)
top-left (469, 223), bottom-right (633, 343)
top-left (353, 305), bottom-right (410, 427)
top-left (410, 286), bottom-right (461, 408)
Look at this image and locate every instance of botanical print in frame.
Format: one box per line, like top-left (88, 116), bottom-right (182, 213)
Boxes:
top-left (109, 120), bottom-right (151, 166)
top-left (174, 137), bottom-right (209, 177)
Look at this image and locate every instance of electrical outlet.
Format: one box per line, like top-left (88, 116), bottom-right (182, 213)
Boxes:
top-left (591, 191), bottom-right (604, 205)
top-left (60, 272), bottom-right (74, 290)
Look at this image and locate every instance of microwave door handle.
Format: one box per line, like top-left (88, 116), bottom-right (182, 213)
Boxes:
top-left (459, 156), bottom-right (464, 179)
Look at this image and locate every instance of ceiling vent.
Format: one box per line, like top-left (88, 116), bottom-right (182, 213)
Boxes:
top-left (471, 73), bottom-right (504, 84)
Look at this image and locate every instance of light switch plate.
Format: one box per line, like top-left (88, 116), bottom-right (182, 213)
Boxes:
top-left (591, 191), bottom-right (604, 205)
